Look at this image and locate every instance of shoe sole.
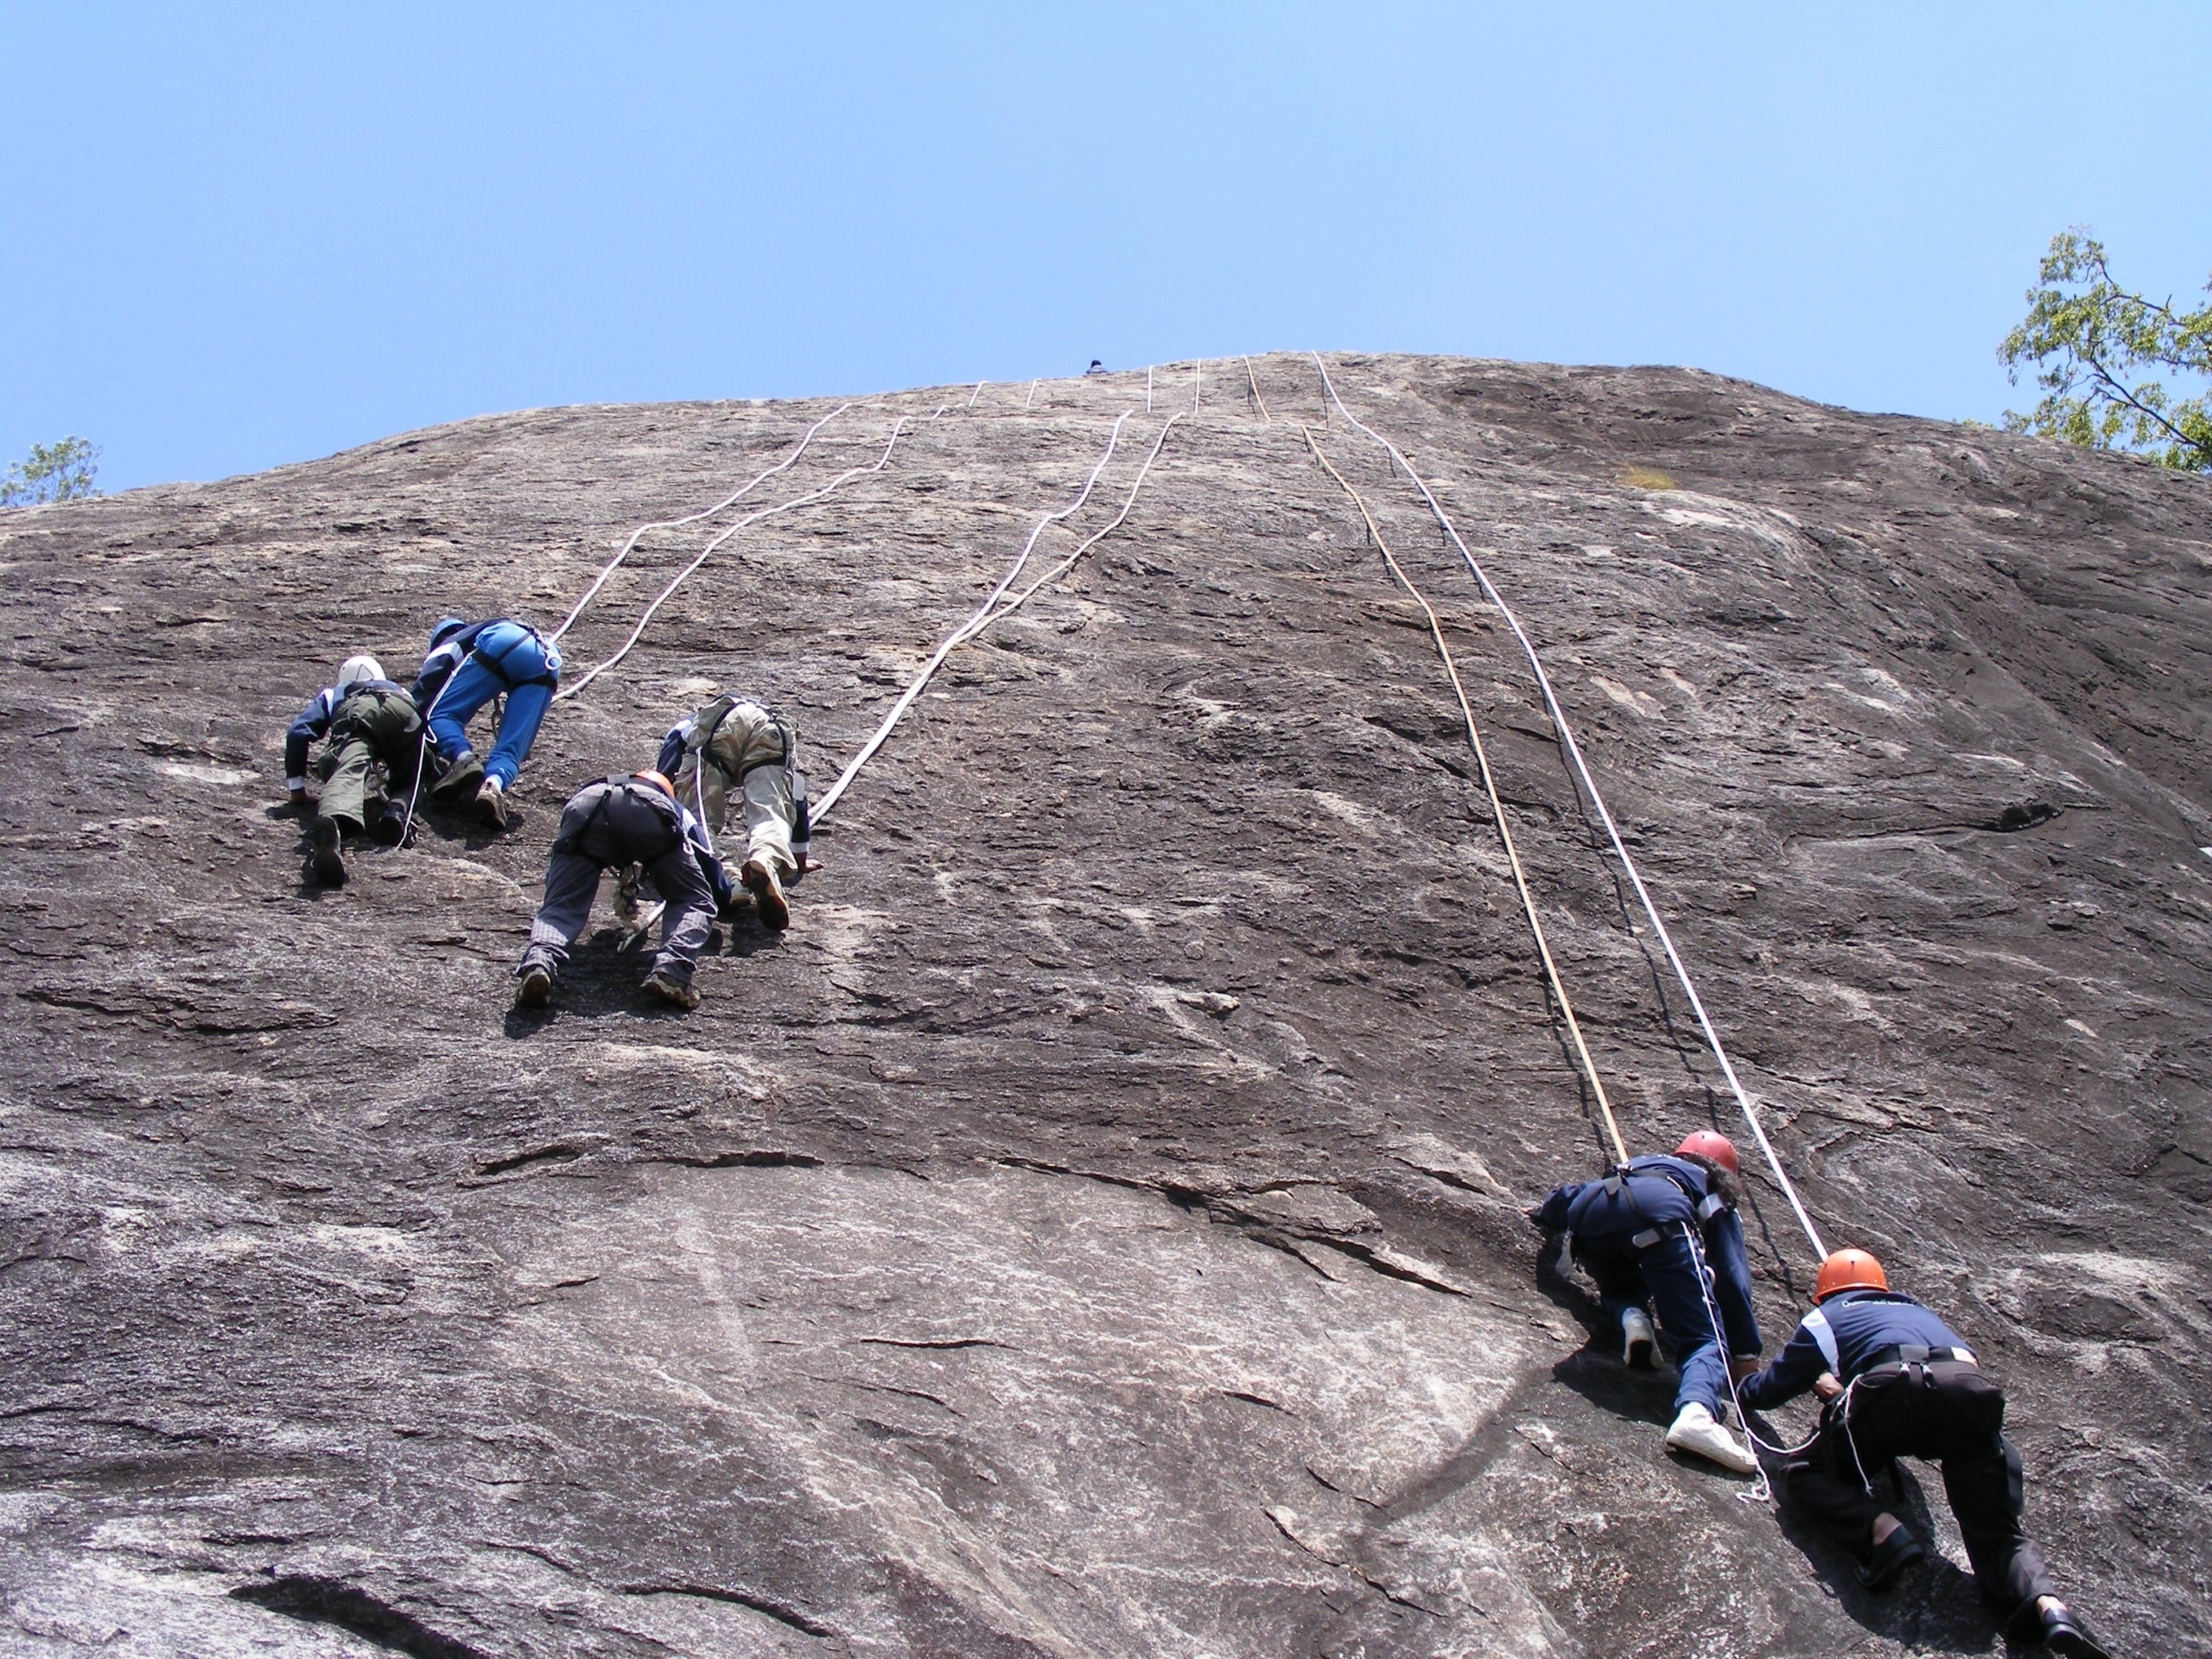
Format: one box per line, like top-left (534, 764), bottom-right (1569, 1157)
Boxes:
top-left (1665, 1428), bottom-right (1758, 1475)
top-left (513, 973), bottom-right (552, 1010)
top-left (743, 865), bottom-right (790, 931)
top-left (1856, 1541), bottom-right (1924, 1592)
top-left (313, 823), bottom-right (346, 886)
top-left (2047, 1629), bottom-right (2110, 1659)
top-left (477, 794), bottom-right (507, 830)
top-left (431, 765), bottom-right (484, 799)
top-left (644, 981), bottom-right (698, 1010)
top-left (1625, 1337), bottom-right (1656, 1370)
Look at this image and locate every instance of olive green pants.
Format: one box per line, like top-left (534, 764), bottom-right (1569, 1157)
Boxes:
top-left (316, 689), bottom-right (423, 832)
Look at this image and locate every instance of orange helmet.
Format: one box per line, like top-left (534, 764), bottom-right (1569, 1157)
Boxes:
top-left (1815, 1249), bottom-right (1889, 1303)
top-left (632, 769), bottom-right (676, 798)
top-left (1675, 1130), bottom-right (1739, 1176)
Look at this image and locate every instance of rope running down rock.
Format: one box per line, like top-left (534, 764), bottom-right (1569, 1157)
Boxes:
top-left (549, 402), bottom-right (854, 646)
top-left (555, 416), bottom-right (917, 704)
top-left (812, 407), bottom-right (1185, 823)
top-left (1310, 352), bottom-right (1828, 1260)
top-left (1303, 424), bottom-right (1630, 1166)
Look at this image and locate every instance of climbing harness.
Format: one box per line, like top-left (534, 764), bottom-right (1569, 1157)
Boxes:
top-left (1310, 353), bottom-right (1827, 1262)
top-left (1302, 425), bottom-right (1630, 1166)
top-left (549, 404), bottom-right (854, 646)
top-left (556, 416), bottom-right (916, 702)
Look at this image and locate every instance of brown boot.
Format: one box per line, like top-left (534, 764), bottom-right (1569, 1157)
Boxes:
top-left (741, 856), bottom-right (790, 931)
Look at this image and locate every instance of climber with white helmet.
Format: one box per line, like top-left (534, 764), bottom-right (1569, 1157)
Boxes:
top-left (283, 653), bottom-right (423, 886)
top-left (512, 768), bottom-right (735, 1014)
top-left (1740, 1249), bottom-right (2110, 1655)
top-left (410, 615), bottom-right (563, 830)
top-left (1530, 1130), bottom-right (1764, 1474)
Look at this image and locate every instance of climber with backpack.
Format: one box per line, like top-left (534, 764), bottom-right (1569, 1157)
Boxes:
top-left (1530, 1130), bottom-right (1764, 1474)
top-left (410, 615), bottom-right (562, 830)
top-left (1738, 1249), bottom-right (2110, 1655)
top-left (283, 654), bottom-right (424, 887)
top-left (654, 693), bottom-right (817, 932)
top-left (512, 768), bottom-right (735, 1013)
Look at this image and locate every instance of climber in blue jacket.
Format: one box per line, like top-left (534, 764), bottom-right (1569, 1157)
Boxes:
top-left (1531, 1130), bottom-right (1763, 1474)
top-left (410, 615), bottom-right (561, 830)
top-left (1741, 1249), bottom-right (2109, 1655)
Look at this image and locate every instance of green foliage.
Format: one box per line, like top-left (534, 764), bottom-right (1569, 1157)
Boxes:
top-left (1999, 230), bottom-right (2212, 472)
top-left (0, 436), bottom-right (103, 506)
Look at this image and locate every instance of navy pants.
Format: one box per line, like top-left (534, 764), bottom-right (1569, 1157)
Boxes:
top-left (519, 783), bottom-right (714, 986)
top-left (1575, 1228), bottom-right (1730, 1417)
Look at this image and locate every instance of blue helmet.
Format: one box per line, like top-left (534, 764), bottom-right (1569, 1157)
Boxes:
top-left (429, 615), bottom-right (469, 649)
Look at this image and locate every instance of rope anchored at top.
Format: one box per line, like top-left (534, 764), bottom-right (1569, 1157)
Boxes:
top-left (1312, 352), bottom-right (1827, 1259)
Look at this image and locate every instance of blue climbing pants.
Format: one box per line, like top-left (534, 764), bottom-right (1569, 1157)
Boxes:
top-left (1574, 1228), bottom-right (1730, 1418)
top-left (426, 623), bottom-right (559, 789)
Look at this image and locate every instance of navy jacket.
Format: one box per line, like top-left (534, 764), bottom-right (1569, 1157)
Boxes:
top-left (1739, 1288), bottom-right (1970, 1410)
top-left (1535, 1154), bottom-right (1761, 1357)
top-left (283, 679), bottom-right (412, 791)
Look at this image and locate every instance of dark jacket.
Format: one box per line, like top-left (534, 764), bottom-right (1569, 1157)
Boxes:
top-left (1739, 1288), bottom-right (1970, 1410)
top-left (1535, 1154), bottom-right (1761, 1357)
top-left (283, 679), bottom-right (413, 791)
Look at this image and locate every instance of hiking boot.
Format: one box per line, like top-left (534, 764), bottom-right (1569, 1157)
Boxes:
top-left (2039, 1602), bottom-right (2112, 1658)
top-left (1664, 1402), bottom-right (1758, 1474)
top-left (1622, 1307), bottom-right (1656, 1370)
top-left (475, 776), bottom-right (508, 830)
top-left (742, 855), bottom-right (790, 931)
top-left (312, 817), bottom-right (347, 887)
top-left (369, 801), bottom-right (408, 846)
top-left (643, 969), bottom-right (700, 1010)
top-left (512, 965), bottom-right (553, 1010)
top-left (430, 753), bottom-right (484, 799)
top-left (1855, 1522), bottom-right (1925, 1591)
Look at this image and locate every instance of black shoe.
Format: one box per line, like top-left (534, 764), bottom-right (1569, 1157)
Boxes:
top-left (312, 817), bottom-right (347, 887)
top-left (430, 754), bottom-right (484, 799)
top-left (512, 966), bottom-right (553, 1010)
top-left (370, 802), bottom-right (408, 846)
top-left (643, 969), bottom-right (700, 1010)
top-left (2041, 1603), bottom-right (2112, 1658)
top-left (1855, 1524), bottom-right (1924, 1591)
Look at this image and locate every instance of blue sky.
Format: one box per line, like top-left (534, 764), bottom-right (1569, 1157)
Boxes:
top-left (5, 3), bottom-right (2208, 492)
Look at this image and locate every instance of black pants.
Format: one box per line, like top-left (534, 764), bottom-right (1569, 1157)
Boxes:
top-left (1786, 1361), bottom-right (2053, 1615)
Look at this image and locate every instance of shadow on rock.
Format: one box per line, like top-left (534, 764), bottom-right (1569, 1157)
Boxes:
top-left (1766, 1461), bottom-right (2003, 1655)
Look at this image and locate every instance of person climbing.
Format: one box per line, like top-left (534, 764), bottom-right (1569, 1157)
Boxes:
top-left (283, 654), bottom-right (423, 887)
top-left (1084, 359), bottom-right (1105, 375)
top-left (654, 693), bottom-right (815, 932)
top-left (1738, 1250), bottom-right (2111, 1655)
top-left (410, 615), bottom-right (562, 830)
top-left (512, 769), bottom-right (734, 1012)
top-left (1530, 1130), bottom-right (1763, 1474)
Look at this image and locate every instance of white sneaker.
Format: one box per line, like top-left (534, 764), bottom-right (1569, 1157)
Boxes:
top-left (1622, 1307), bottom-right (1656, 1370)
top-left (1665, 1402), bottom-right (1758, 1474)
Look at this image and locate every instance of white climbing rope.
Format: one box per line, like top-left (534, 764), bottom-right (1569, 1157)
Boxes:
top-left (1306, 425), bottom-right (1629, 1165)
top-left (556, 416), bottom-right (916, 702)
top-left (1244, 356), bottom-right (1270, 423)
top-left (811, 408), bottom-right (1184, 823)
top-left (1311, 353), bottom-right (1828, 1261)
top-left (549, 404), bottom-right (853, 645)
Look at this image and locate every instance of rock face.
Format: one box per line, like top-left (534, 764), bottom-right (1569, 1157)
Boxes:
top-left (1, 353), bottom-right (2207, 1657)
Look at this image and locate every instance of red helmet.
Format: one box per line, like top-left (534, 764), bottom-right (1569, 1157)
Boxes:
top-left (1815, 1249), bottom-right (1889, 1303)
top-left (1675, 1130), bottom-right (1739, 1176)
top-left (632, 769), bottom-right (676, 798)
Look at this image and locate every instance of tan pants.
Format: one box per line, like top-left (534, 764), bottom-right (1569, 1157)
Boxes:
top-left (680, 701), bottom-right (798, 878)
